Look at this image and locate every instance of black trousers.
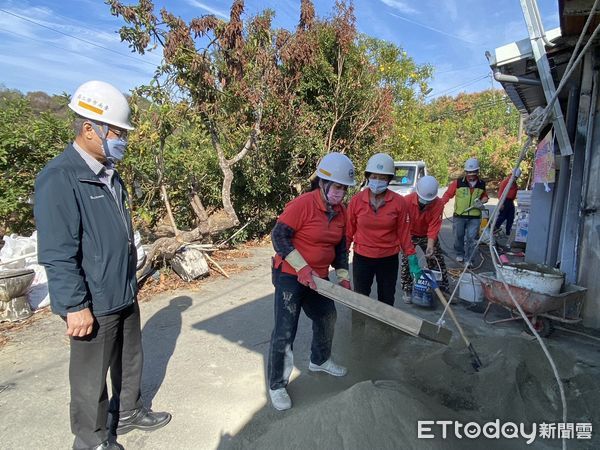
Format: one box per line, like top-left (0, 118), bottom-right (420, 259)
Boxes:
top-left (495, 199), bottom-right (516, 235)
top-left (70, 302), bottom-right (143, 449)
top-left (352, 252), bottom-right (400, 306)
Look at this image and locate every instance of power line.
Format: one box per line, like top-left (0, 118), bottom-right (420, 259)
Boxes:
top-left (426, 74), bottom-right (489, 99)
top-left (0, 27), bottom-right (100, 65)
top-left (0, 8), bottom-right (157, 67)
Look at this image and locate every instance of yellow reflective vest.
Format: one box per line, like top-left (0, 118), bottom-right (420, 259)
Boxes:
top-left (454, 177), bottom-right (486, 217)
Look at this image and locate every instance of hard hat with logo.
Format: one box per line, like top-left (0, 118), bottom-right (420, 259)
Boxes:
top-left (316, 152), bottom-right (356, 186)
top-left (68, 80), bottom-right (134, 130)
top-left (416, 175), bottom-right (439, 202)
top-left (365, 153), bottom-right (395, 176)
top-left (464, 157), bottom-right (480, 172)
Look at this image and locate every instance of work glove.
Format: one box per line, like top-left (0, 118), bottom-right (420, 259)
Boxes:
top-left (336, 268), bottom-right (351, 290)
top-left (473, 199), bottom-right (485, 210)
top-left (286, 248), bottom-right (317, 289)
top-left (339, 279), bottom-right (351, 290)
top-left (407, 254), bottom-right (423, 281)
top-left (297, 265), bottom-right (317, 289)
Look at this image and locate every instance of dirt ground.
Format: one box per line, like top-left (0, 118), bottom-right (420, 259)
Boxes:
top-left (1, 212), bottom-right (599, 450)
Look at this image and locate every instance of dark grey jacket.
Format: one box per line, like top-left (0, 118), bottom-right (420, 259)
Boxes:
top-left (34, 145), bottom-right (138, 317)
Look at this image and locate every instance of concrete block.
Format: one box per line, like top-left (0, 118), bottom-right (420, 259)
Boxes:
top-left (171, 247), bottom-right (210, 282)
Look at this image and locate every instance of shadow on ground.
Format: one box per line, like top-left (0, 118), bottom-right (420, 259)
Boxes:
top-left (141, 296), bottom-right (192, 407)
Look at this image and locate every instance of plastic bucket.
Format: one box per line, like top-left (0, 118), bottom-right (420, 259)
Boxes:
top-left (458, 273), bottom-right (484, 304)
top-left (430, 269), bottom-right (442, 281)
top-left (412, 274), bottom-right (434, 308)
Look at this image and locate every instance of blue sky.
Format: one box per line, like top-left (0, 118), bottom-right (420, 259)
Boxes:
top-left (0, 0), bottom-right (559, 98)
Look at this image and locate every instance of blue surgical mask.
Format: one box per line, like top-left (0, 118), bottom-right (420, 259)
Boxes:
top-left (368, 179), bottom-right (388, 194)
top-left (103, 137), bottom-right (127, 162)
top-left (91, 123), bottom-right (128, 163)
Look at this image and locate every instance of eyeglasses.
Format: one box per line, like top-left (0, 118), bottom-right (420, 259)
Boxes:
top-left (108, 127), bottom-right (128, 140)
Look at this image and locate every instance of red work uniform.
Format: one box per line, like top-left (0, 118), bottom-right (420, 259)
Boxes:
top-left (405, 192), bottom-right (444, 239)
top-left (273, 189), bottom-right (346, 278)
top-left (498, 176), bottom-right (519, 200)
top-left (346, 189), bottom-right (415, 257)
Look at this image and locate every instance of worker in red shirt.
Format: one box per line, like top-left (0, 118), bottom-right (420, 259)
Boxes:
top-left (400, 175), bottom-right (449, 302)
top-left (346, 153), bottom-right (421, 307)
top-left (268, 152), bottom-right (354, 411)
top-left (494, 168), bottom-right (522, 236)
top-left (442, 157), bottom-right (489, 266)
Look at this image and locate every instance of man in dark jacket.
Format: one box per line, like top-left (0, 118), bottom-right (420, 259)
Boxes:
top-left (34, 81), bottom-right (170, 450)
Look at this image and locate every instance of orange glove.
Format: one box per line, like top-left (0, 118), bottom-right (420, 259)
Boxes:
top-left (297, 265), bottom-right (317, 289)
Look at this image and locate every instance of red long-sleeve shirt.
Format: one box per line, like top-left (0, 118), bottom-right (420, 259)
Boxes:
top-left (498, 176), bottom-right (519, 200)
top-left (405, 192), bottom-right (444, 239)
top-left (273, 189), bottom-right (346, 278)
top-left (346, 189), bottom-right (415, 258)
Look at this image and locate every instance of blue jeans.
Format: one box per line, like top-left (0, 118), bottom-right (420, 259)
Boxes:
top-left (268, 267), bottom-right (337, 390)
top-left (453, 216), bottom-right (481, 260)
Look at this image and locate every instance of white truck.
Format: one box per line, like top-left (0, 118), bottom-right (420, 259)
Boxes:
top-left (388, 160), bottom-right (427, 196)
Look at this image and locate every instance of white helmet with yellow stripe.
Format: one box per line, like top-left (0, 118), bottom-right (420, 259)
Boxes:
top-left (316, 152), bottom-right (356, 186)
top-left (68, 80), bottom-right (134, 130)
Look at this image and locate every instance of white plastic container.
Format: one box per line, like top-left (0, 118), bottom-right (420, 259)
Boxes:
top-left (497, 263), bottom-right (564, 295)
top-left (429, 269), bottom-right (443, 281)
top-left (459, 273), bottom-right (484, 303)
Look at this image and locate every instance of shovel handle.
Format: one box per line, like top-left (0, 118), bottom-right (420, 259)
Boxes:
top-left (432, 286), bottom-right (472, 348)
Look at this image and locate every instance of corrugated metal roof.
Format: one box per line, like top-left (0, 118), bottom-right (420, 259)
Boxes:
top-left (487, 28), bottom-right (570, 114)
top-left (488, 1), bottom-right (599, 114)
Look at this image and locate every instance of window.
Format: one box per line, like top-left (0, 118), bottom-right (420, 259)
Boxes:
top-left (390, 166), bottom-right (416, 187)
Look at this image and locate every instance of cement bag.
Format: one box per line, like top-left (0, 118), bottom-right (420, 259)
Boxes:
top-left (0, 233), bottom-right (49, 310)
top-left (0, 233), bottom-right (37, 268)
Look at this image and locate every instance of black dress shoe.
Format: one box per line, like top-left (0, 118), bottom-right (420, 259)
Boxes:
top-left (79, 441), bottom-right (122, 450)
top-left (116, 408), bottom-right (172, 435)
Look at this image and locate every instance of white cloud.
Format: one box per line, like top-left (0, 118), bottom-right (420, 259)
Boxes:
top-left (185, 0), bottom-right (229, 19)
top-left (380, 0), bottom-right (419, 15)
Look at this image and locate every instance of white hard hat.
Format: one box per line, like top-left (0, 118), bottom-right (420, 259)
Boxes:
top-left (416, 175), bottom-right (439, 202)
top-left (365, 153), bottom-right (395, 175)
top-left (69, 80), bottom-right (134, 130)
top-left (316, 152), bottom-right (356, 186)
top-left (464, 157), bottom-right (480, 172)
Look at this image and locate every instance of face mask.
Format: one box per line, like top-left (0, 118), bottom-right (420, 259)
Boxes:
top-left (92, 123), bottom-right (128, 163)
top-left (368, 179), bottom-right (388, 194)
top-left (468, 180), bottom-right (477, 187)
top-left (326, 187), bottom-right (345, 205)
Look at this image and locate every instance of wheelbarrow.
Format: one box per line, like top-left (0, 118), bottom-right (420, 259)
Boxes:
top-left (477, 272), bottom-right (587, 337)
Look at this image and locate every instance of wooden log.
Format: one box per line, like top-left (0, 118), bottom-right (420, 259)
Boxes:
top-left (313, 278), bottom-right (452, 345)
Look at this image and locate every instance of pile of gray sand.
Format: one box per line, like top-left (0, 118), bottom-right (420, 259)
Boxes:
top-left (239, 335), bottom-right (600, 449)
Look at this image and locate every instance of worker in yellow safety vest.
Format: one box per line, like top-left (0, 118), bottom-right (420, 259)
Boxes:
top-left (442, 157), bottom-right (489, 266)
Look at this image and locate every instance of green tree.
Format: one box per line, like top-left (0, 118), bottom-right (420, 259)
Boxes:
top-left (0, 93), bottom-right (71, 234)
